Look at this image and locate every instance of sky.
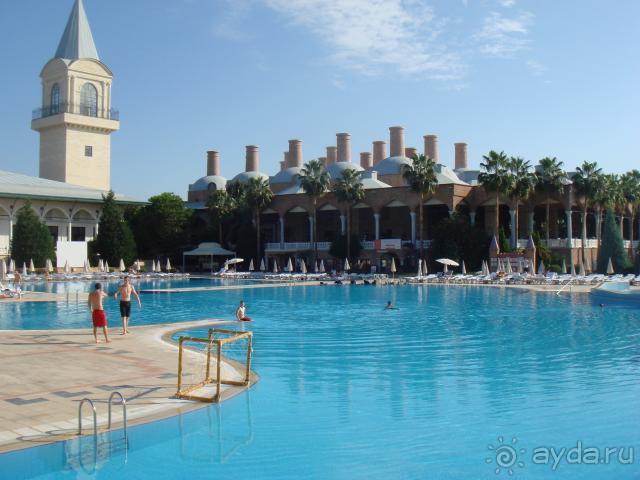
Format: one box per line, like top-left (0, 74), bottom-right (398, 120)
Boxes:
top-left (0, 0), bottom-right (638, 200)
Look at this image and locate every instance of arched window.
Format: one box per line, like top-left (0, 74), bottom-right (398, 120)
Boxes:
top-left (80, 83), bottom-right (98, 117)
top-left (50, 83), bottom-right (60, 114)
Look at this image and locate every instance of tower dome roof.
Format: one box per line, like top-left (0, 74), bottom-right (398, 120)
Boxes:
top-left (230, 171), bottom-right (269, 184)
top-left (371, 156), bottom-right (412, 175)
top-left (270, 166), bottom-right (301, 184)
top-left (189, 175), bottom-right (227, 192)
top-left (326, 161), bottom-right (363, 180)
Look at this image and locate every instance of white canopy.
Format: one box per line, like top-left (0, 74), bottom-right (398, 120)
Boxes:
top-left (226, 258), bottom-right (244, 265)
top-left (46, 258), bottom-right (53, 273)
top-left (29, 259), bottom-right (35, 273)
top-left (272, 259), bottom-right (279, 273)
top-left (319, 259), bottom-right (326, 273)
top-left (286, 258), bottom-right (293, 273)
top-left (417, 259), bottom-right (422, 277)
top-left (606, 258), bottom-right (614, 275)
top-left (436, 258), bottom-right (459, 267)
top-left (184, 243), bottom-right (235, 257)
top-left (249, 259), bottom-right (254, 271)
top-left (166, 258), bottom-right (172, 271)
top-left (344, 258), bottom-right (351, 271)
top-left (461, 261), bottom-right (466, 275)
top-left (390, 257), bottom-right (396, 273)
top-left (260, 258), bottom-right (266, 272)
top-left (64, 260), bottom-right (70, 274)
top-left (119, 258), bottom-right (126, 272)
top-left (579, 259), bottom-right (586, 276)
top-left (8, 259), bottom-right (15, 273)
top-left (561, 258), bottom-right (567, 274)
top-left (422, 259), bottom-right (428, 276)
top-left (570, 262), bottom-right (577, 276)
top-left (22, 262), bottom-right (28, 276)
top-left (105, 260), bottom-right (110, 272)
top-left (300, 259), bottom-right (307, 274)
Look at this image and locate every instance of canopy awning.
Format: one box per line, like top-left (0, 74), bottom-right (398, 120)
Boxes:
top-left (183, 242), bottom-right (235, 257)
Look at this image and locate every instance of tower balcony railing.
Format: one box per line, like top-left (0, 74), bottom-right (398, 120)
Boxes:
top-left (32, 102), bottom-right (119, 121)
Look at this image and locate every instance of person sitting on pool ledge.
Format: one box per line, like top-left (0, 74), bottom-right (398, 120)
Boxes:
top-left (88, 283), bottom-right (110, 344)
top-left (236, 300), bottom-right (252, 322)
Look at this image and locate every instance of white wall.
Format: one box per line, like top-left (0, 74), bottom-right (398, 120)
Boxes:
top-left (56, 241), bottom-right (87, 268)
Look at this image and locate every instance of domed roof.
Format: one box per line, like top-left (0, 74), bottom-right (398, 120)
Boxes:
top-left (189, 175), bottom-right (227, 192)
top-left (372, 156), bottom-right (412, 175)
top-left (270, 166), bottom-right (301, 184)
top-left (230, 171), bottom-right (269, 184)
top-left (326, 161), bottom-right (363, 180)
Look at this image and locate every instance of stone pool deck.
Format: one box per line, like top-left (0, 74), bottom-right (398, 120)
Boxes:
top-left (0, 319), bottom-right (256, 453)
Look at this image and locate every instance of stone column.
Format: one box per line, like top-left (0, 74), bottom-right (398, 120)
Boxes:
top-left (67, 222), bottom-right (72, 241)
top-left (308, 215), bottom-right (314, 243)
top-left (279, 215), bottom-right (285, 247)
top-left (410, 211), bottom-right (416, 244)
top-left (528, 212), bottom-right (535, 235)
top-left (340, 214), bottom-right (346, 235)
top-left (374, 213), bottom-right (380, 240)
top-left (566, 210), bottom-right (573, 247)
top-left (95, 222), bottom-right (99, 236)
top-left (509, 209), bottom-right (517, 248)
top-left (469, 210), bottom-right (476, 227)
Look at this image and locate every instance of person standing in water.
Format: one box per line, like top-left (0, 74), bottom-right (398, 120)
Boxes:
top-left (236, 300), bottom-right (252, 322)
top-left (88, 283), bottom-right (110, 344)
top-left (114, 276), bottom-right (141, 335)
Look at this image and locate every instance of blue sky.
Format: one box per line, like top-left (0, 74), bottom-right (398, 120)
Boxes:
top-left (1, 0), bottom-right (638, 200)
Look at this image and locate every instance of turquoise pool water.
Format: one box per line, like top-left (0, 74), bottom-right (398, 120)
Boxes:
top-left (1, 285), bottom-right (639, 479)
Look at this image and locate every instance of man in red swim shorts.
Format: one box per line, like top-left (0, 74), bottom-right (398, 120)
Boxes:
top-left (88, 283), bottom-right (110, 344)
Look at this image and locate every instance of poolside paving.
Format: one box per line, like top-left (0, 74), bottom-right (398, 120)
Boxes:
top-left (0, 319), bottom-right (256, 453)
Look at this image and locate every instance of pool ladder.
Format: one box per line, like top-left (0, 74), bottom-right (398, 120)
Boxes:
top-left (78, 392), bottom-right (128, 442)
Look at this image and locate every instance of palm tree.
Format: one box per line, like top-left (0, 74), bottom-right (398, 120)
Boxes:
top-left (207, 190), bottom-right (235, 245)
top-left (402, 154), bottom-right (438, 259)
top-left (244, 177), bottom-right (273, 265)
top-left (593, 174), bottom-right (617, 247)
top-left (536, 157), bottom-right (565, 244)
top-left (571, 161), bottom-right (602, 265)
top-left (298, 160), bottom-right (331, 262)
top-left (333, 168), bottom-right (365, 259)
top-left (478, 151), bottom-right (514, 239)
top-left (508, 156), bottom-right (536, 247)
top-left (621, 170), bottom-right (640, 260)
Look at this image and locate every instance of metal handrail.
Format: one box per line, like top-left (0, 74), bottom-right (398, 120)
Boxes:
top-left (32, 101), bottom-right (119, 121)
top-left (78, 398), bottom-right (97, 436)
top-left (107, 391), bottom-right (128, 440)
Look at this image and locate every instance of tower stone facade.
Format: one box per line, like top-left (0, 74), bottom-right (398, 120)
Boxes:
top-left (31, 0), bottom-right (119, 191)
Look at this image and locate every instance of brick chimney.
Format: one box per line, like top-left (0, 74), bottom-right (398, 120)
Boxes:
top-left (207, 151), bottom-right (220, 176)
top-left (373, 141), bottom-right (386, 164)
top-left (337, 133), bottom-right (352, 163)
top-left (424, 135), bottom-right (439, 162)
top-left (288, 140), bottom-right (303, 168)
top-left (389, 126), bottom-right (405, 157)
top-left (455, 143), bottom-right (468, 169)
top-left (245, 145), bottom-right (259, 172)
top-left (405, 147), bottom-right (417, 159)
top-left (326, 146), bottom-right (337, 165)
top-left (319, 156), bottom-right (328, 167)
top-left (360, 152), bottom-right (373, 169)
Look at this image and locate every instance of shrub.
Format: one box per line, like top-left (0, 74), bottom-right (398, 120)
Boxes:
top-left (597, 209), bottom-right (631, 273)
top-left (10, 202), bottom-right (55, 266)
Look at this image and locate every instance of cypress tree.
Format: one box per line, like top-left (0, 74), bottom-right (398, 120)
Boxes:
top-left (92, 191), bottom-right (137, 266)
top-left (597, 209), bottom-right (631, 273)
top-left (10, 202), bottom-right (55, 266)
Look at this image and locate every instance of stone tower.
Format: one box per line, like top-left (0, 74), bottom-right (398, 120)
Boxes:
top-left (31, 0), bottom-right (119, 191)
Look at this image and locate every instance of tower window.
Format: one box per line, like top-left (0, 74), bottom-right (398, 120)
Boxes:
top-left (50, 83), bottom-right (60, 114)
top-left (80, 83), bottom-right (98, 117)
top-left (85, 146), bottom-right (93, 157)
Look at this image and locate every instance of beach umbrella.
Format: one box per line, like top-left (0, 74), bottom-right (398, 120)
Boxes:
top-left (98, 259), bottom-right (104, 272)
top-left (8, 259), bottom-right (15, 273)
top-left (272, 259), bottom-right (279, 273)
top-left (22, 262), bottom-right (28, 277)
top-left (29, 259), bottom-right (35, 273)
top-left (422, 259), bottom-right (428, 276)
top-left (505, 259), bottom-right (513, 274)
top-left (344, 258), bottom-right (351, 272)
top-left (461, 261), bottom-right (467, 274)
top-left (389, 257), bottom-right (395, 273)
top-left (561, 258), bottom-right (567, 274)
top-left (83, 260), bottom-right (90, 274)
top-left (529, 259), bottom-right (535, 274)
top-left (64, 260), bottom-right (70, 274)
top-left (570, 262), bottom-right (576, 277)
top-left (260, 258), bottom-right (266, 272)
top-left (300, 259), bottom-right (307, 274)
top-left (0, 259), bottom-right (6, 281)
top-left (46, 258), bottom-right (53, 273)
top-left (579, 259), bottom-right (586, 276)
top-left (248, 259), bottom-right (254, 271)
top-left (150, 260), bottom-right (155, 272)
top-left (606, 258), bottom-right (614, 275)
top-left (286, 257), bottom-right (293, 273)
top-left (314, 260), bottom-right (319, 273)
top-left (417, 259), bottom-right (423, 277)
top-left (105, 260), bottom-right (110, 273)
top-left (537, 260), bottom-right (545, 275)
top-left (166, 258), bottom-right (172, 272)
top-left (319, 259), bottom-right (326, 273)
top-left (119, 258), bottom-right (125, 272)
top-left (495, 258), bottom-right (501, 272)
top-left (517, 257), bottom-right (523, 274)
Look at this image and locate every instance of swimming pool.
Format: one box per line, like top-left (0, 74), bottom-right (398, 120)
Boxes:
top-left (1, 285), bottom-right (639, 479)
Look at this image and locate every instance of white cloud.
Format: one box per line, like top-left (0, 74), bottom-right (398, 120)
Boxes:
top-left (212, 0), bottom-right (253, 40)
top-left (263, 0), bottom-right (463, 79)
top-left (498, 0), bottom-right (516, 7)
top-left (475, 11), bottom-right (533, 57)
top-left (526, 60), bottom-right (546, 76)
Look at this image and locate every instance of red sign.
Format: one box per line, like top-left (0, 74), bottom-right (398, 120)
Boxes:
top-left (375, 239), bottom-right (402, 250)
